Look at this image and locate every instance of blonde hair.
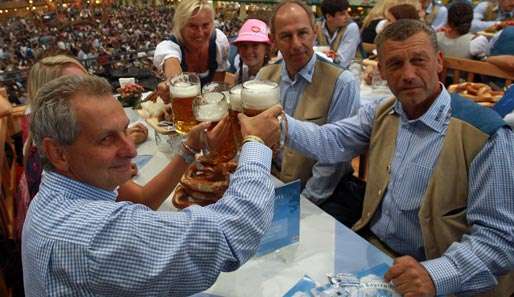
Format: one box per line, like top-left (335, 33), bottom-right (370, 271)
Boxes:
top-left (172, 0), bottom-right (215, 43)
top-left (362, 0), bottom-right (421, 28)
top-left (27, 55), bottom-right (87, 103)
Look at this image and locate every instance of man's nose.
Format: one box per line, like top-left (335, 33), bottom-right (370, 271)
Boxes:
top-left (119, 134), bottom-right (137, 158)
top-left (402, 63), bottom-right (417, 82)
top-left (291, 34), bottom-right (302, 48)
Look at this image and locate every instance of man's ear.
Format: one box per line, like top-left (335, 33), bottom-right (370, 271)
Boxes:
top-left (42, 137), bottom-right (70, 172)
top-left (436, 50), bottom-right (444, 74)
top-left (378, 59), bottom-right (386, 80)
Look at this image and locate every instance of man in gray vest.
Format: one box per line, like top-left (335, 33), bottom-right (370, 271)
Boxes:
top-left (255, 19), bottom-right (514, 296)
top-left (258, 0), bottom-right (360, 210)
top-left (316, 0), bottom-right (361, 69)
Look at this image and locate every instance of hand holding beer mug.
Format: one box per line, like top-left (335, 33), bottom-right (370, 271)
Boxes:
top-left (241, 80), bottom-right (283, 150)
top-left (169, 72), bottom-right (201, 134)
top-left (238, 104), bottom-right (282, 149)
top-left (193, 91), bottom-right (236, 164)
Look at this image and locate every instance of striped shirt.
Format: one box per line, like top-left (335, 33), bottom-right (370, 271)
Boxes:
top-left (285, 87), bottom-right (514, 295)
top-left (22, 142), bottom-right (275, 297)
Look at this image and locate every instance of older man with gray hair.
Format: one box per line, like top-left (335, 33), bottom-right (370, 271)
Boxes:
top-left (256, 19), bottom-right (514, 296)
top-left (22, 74), bottom-right (282, 296)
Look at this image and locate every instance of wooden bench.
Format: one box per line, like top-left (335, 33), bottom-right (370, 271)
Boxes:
top-left (442, 56), bottom-right (514, 86)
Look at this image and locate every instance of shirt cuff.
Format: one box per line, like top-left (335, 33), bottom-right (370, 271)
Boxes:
top-left (422, 256), bottom-right (461, 296)
top-left (239, 141), bottom-right (272, 170)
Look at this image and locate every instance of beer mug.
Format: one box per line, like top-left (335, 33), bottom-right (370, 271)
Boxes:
top-left (241, 80), bottom-right (280, 116)
top-left (229, 84), bottom-right (243, 113)
top-left (229, 84), bottom-right (243, 147)
top-left (169, 72), bottom-right (201, 134)
top-left (193, 92), bottom-right (228, 123)
top-left (193, 92), bottom-right (236, 164)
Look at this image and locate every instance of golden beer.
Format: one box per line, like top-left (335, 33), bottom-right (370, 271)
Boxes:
top-left (193, 92), bottom-right (236, 164)
top-left (169, 73), bottom-right (201, 134)
top-left (241, 80), bottom-right (280, 116)
top-left (229, 85), bottom-right (243, 147)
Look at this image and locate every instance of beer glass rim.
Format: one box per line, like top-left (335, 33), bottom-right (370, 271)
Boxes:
top-left (193, 92), bottom-right (229, 122)
top-left (242, 79), bottom-right (279, 89)
top-left (230, 84), bottom-right (242, 94)
top-left (168, 72), bottom-right (200, 86)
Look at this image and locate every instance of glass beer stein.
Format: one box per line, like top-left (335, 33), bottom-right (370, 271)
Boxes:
top-left (169, 72), bottom-right (201, 134)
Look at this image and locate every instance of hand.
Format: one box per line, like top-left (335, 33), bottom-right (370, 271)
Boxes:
top-left (384, 256), bottom-right (436, 297)
top-left (184, 121), bottom-right (213, 152)
top-left (238, 104), bottom-right (282, 148)
top-left (130, 163), bottom-right (138, 177)
top-left (325, 49), bottom-right (337, 59)
top-left (156, 81), bottom-right (171, 104)
top-left (127, 123), bottom-right (148, 145)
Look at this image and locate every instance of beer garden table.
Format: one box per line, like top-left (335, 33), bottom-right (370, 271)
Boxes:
top-left (125, 104), bottom-right (393, 297)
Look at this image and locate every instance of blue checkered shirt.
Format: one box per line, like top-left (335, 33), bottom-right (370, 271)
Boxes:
top-left (261, 54), bottom-right (360, 205)
top-left (22, 142), bottom-right (274, 297)
top-left (285, 87), bottom-right (514, 295)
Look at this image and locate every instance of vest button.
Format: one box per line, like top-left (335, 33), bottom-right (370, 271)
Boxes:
top-left (378, 190), bottom-right (382, 196)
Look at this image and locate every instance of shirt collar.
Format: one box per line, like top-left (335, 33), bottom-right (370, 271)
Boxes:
top-left (392, 83), bottom-right (451, 133)
top-left (44, 170), bottom-right (118, 202)
top-left (280, 53), bottom-right (317, 84)
top-left (425, 2), bottom-right (433, 14)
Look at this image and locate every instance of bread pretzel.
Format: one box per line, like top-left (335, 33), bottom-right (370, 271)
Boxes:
top-left (448, 82), bottom-right (504, 104)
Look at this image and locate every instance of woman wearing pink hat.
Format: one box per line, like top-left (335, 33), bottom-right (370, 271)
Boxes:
top-left (232, 19), bottom-right (272, 83)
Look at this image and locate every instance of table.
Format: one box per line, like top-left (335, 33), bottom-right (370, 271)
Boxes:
top-left (126, 108), bottom-right (393, 297)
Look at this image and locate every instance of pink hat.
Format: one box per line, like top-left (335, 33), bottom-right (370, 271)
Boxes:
top-left (233, 19), bottom-right (271, 45)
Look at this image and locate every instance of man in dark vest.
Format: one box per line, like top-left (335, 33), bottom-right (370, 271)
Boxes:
top-left (258, 0), bottom-right (360, 209)
top-left (316, 0), bottom-right (361, 68)
top-left (256, 19), bottom-right (514, 296)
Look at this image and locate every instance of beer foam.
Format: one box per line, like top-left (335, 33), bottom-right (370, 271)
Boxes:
top-left (170, 81), bottom-right (200, 98)
top-left (229, 85), bottom-right (242, 111)
top-left (242, 80), bottom-right (280, 110)
top-left (195, 103), bottom-right (227, 122)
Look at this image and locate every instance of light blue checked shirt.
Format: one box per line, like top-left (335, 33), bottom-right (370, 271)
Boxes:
top-left (318, 20), bottom-right (361, 69)
top-left (425, 3), bottom-right (448, 31)
top-left (22, 142), bottom-right (275, 297)
top-left (284, 87), bottom-right (514, 295)
top-left (260, 54), bottom-right (360, 205)
top-left (471, 1), bottom-right (513, 32)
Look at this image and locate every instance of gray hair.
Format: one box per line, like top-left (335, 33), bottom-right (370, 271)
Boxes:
top-left (375, 19), bottom-right (438, 58)
top-left (30, 75), bottom-right (113, 170)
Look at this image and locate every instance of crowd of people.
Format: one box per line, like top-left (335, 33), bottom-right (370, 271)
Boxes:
top-left (2, 0), bottom-right (514, 296)
top-left (0, 4), bottom-right (246, 104)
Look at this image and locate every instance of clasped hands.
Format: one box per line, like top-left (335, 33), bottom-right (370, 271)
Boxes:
top-left (183, 104), bottom-right (283, 154)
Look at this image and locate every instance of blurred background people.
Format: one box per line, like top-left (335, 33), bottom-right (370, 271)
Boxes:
top-left (376, 3), bottom-right (421, 34)
top-left (471, 0), bottom-right (514, 32)
top-left (437, 1), bottom-right (490, 58)
top-left (317, 0), bottom-right (360, 68)
top-left (420, 0), bottom-right (448, 31)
